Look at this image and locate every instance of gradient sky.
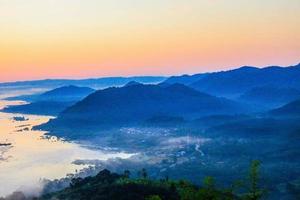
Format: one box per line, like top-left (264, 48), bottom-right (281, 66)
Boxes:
top-left (0, 0), bottom-right (299, 82)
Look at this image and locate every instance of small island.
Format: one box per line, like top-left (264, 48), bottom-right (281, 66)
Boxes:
top-left (0, 142), bottom-right (12, 146)
top-left (12, 116), bottom-right (28, 122)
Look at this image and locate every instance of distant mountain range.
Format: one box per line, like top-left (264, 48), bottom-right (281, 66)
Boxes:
top-left (270, 99), bottom-right (300, 117)
top-left (0, 76), bottom-right (166, 91)
top-left (238, 86), bottom-right (300, 109)
top-left (1, 101), bottom-right (75, 116)
top-left (6, 85), bottom-right (95, 102)
top-left (37, 83), bottom-right (246, 132)
top-left (39, 85), bottom-right (95, 100)
top-left (163, 73), bottom-right (208, 85)
top-left (1, 85), bottom-right (95, 116)
top-left (164, 63), bottom-right (300, 98)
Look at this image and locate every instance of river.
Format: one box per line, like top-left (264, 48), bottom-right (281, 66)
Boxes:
top-left (0, 99), bottom-right (133, 197)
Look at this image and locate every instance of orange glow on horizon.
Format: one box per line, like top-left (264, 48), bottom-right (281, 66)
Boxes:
top-left (0, 0), bottom-right (299, 82)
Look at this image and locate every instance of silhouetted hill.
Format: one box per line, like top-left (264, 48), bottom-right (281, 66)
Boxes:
top-left (1, 101), bottom-right (75, 116)
top-left (270, 99), bottom-right (300, 117)
top-left (163, 73), bottom-right (208, 85)
top-left (40, 169), bottom-right (180, 200)
top-left (4, 94), bottom-right (40, 102)
top-left (189, 63), bottom-right (300, 97)
top-left (0, 76), bottom-right (166, 92)
top-left (162, 63), bottom-right (300, 98)
top-left (38, 84), bottom-right (246, 132)
top-left (157, 82), bottom-right (171, 88)
top-left (124, 81), bottom-right (142, 87)
top-left (5, 85), bottom-right (95, 102)
top-left (39, 169), bottom-right (243, 200)
top-left (238, 86), bottom-right (300, 109)
top-left (1, 86), bottom-right (95, 116)
top-left (38, 85), bottom-right (95, 102)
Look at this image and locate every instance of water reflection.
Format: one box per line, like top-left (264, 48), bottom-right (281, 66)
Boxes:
top-left (0, 100), bottom-right (132, 196)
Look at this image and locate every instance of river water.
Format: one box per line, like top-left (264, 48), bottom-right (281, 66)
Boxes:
top-left (0, 99), bottom-right (132, 197)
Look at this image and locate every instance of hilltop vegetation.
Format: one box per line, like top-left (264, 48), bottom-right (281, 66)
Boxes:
top-left (40, 161), bottom-right (265, 200)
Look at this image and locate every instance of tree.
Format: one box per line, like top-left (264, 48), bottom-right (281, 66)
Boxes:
top-left (242, 160), bottom-right (265, 200)
top-left (146, 195), bottom-right (162, 200)
top-left (70, 177), bottom-right (83, 188)
top-left (203, 176), bottom-right (215, 190)
top-left (138, 168), bottom-right (148, 179)
top-left (197, 176), bottom-right (219, 200)
top-left (123, 170), bottom-right (131, 178)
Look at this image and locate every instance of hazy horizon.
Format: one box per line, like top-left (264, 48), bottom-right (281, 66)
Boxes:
top-left (1, 61), bottom-right (300, 83)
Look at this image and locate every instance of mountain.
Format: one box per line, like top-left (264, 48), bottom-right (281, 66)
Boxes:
top-left (124, 81), bottom-right (142, 87)
top-left (40, 169), bottom-right (181, 200)
top-left (270, 99), bottom-right (300, 117)
top-left (38, 85), bottom-right (95, 102)
top-left (5, 85), bottom-right (95, 102)
top-left (162, 63), bottom-right (300, 98)
top-left (4, 93), bottom-right (41, 102)
top-left (37, 83), bottom-right (246, 133)
top-left (0, 76), bottom-right (166, 93)
top-left (238, 86), bottom-right (300, 109)
top-left (1, 101), bottom-right (75, 116)
top-left (40, 169), bottom-right (240, 200)
top-left (1, 86), bottom-right (96, 116)
top-left (163, 73), bottom-right (208, 85)
top-left (190, 63), bottom-right (300, 98)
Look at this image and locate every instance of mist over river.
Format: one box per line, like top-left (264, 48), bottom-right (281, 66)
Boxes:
top-left (0, 99), bottom-right (133, 197)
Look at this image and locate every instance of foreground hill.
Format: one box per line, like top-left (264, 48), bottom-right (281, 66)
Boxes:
top-left (39, 164), bottom-right (264, 200)
top-left (37, 84), bottom-right (246, 132)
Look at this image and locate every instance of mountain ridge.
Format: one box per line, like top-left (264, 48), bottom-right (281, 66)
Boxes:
top-left (189, 63), bottom-right (300, 97)
top-left (37, 83), bottom-right (246, 133)
top-left (162, 63), bottom-right (300, 98)
top-left (1, 85), bottom-right (96, 116)
top-left (269, 98), bottom-right (300, 117)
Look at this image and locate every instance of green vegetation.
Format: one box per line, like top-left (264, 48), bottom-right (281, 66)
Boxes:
top-left (241, 160), bottom-right (266, 200)
top-left (40, 160), bottom-right (266, 200)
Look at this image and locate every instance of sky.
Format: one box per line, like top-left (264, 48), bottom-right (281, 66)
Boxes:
top-left (0, 0), bottom-right (299, 82)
